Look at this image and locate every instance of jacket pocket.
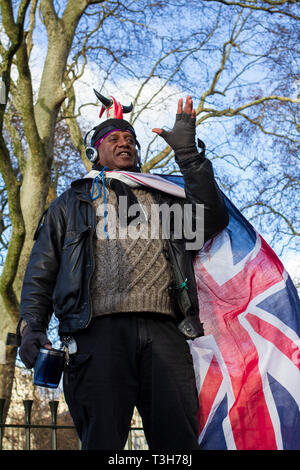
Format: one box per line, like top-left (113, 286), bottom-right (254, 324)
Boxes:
top-left (63, 226), bottom-right (90, 249)
top-left (53, 226), bottom-right (92, 315)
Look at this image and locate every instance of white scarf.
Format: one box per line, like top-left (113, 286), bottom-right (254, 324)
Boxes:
top-left (84, 170), bottom-right (186, 198)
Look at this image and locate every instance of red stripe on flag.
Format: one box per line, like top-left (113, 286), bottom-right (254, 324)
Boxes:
top-left (259, 235), bottom-right (284, 275)
top-left (226, 313), bottom-right (278, 449)
top-left (197, 356), bottom-right (223, 435)
top-left (246, 312), bottom-right (300, 370)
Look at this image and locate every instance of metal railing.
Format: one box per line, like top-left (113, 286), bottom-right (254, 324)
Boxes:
top-left (0, 398), bottom-right (146, 450)
top-left (0, 398), bottom-right (79, 450)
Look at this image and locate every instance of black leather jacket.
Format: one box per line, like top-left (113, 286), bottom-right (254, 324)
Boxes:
top-left (18, 153), bottom-right (228, 340)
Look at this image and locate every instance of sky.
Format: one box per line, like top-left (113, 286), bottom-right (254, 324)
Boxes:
top-left (1, 2), bottom-right (299, 287)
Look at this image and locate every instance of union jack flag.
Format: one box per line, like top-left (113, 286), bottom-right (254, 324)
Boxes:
top-left (104, 170), bottom-right (300, 450)
top-left (162, 174), bottom-right (300, 450)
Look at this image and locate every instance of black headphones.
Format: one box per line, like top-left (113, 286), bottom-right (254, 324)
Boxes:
top-left (84, 127), bottom-right (99, 163)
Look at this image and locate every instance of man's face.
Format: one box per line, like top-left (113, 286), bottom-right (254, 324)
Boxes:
top-left (97, 130), bottom-right (138, 170)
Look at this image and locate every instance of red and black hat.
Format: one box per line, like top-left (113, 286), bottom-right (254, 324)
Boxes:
top-left (87, 89), bottom-right (139, 149)
top-left (84, 89), bottom-right (141, 168)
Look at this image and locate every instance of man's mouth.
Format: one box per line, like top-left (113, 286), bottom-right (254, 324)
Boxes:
top-left (117, 151), bottom-right (132, 157)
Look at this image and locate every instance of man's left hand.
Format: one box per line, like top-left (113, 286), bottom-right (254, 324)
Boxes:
top-left (152, 96), bottom-right (198, 160)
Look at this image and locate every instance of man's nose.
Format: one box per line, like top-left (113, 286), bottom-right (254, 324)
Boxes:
top-left (118, 136), bottom-right (130, 147)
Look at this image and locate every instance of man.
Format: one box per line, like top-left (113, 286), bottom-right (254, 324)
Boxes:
top-left (17, 95), bottom-right (228, 450)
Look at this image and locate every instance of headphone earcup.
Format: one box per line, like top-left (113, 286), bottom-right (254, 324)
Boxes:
top-left (85, 147), bottom-right (98, 163)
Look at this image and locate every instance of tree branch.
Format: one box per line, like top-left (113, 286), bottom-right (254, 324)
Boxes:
top-left (205, 0), bottom-right (300, 20)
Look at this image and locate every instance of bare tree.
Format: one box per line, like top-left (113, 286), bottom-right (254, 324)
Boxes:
top-left (0, 0), bottom-right (119, 417)
top-left (0, 0), bottom-right (299, 423)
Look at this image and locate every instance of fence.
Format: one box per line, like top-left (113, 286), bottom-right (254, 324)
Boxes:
top-left (0, 398), bottom-right (146, 450)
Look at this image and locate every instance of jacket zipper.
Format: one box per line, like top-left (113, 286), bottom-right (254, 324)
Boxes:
top-left (155, 192), bottom-right (194, 317)
top-left (164, 237), bottom-right (193, 316)
top-left (76, 193), bottom-right (96, 329)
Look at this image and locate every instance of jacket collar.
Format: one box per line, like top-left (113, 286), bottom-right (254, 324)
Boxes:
top-left (71, 177), bottom-right (92, 195)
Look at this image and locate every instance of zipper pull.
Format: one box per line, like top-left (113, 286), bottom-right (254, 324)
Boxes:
top-left (64, 344), bottom-right (70, 366)
top-left (179, 278), bottom-right (189, 291)
top-left (61, 336), bottom-right (77, 366)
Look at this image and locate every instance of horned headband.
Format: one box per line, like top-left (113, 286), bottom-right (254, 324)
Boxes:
top-left (84, 89), bottom-right (140, 164)
top-left (94, 89), bottom-right (133, 120)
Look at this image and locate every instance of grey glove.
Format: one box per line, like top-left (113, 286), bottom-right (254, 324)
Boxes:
top-left (159, 112), bottom-right (198, 160)
top-left (19, 325), bottom-right (52, 369)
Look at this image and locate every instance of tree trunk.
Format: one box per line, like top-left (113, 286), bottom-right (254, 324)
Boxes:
top-left (0, 0), bottom-right (97, 424)
top-left (0, 297), bottom-right (18, 422)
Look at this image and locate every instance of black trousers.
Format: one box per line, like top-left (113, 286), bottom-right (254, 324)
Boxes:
top-left (63, 313), bottom-right (200, 450)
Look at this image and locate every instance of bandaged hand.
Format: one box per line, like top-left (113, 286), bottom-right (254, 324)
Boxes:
top-left (152, 96), bottom-right (198, 160)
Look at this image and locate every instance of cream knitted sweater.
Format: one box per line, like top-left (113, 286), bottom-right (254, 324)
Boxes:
top-left (90, 185), bottom-right (174, 317)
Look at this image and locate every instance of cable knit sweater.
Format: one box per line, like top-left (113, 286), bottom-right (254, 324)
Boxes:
top-left (90, 184), bottom-right (174, 317)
